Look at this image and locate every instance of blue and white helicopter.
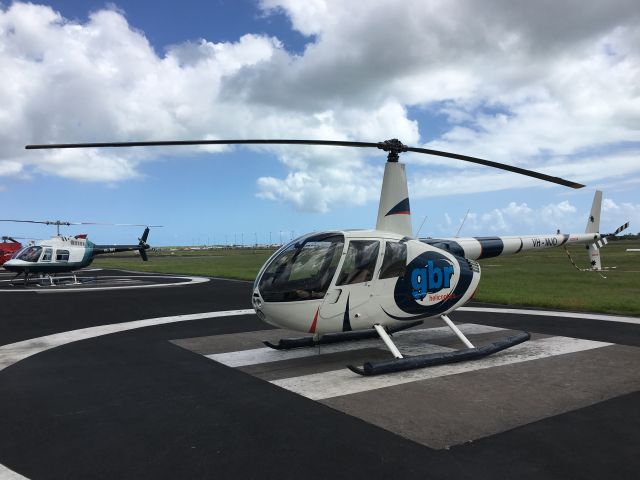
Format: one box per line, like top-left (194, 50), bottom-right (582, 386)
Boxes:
top-left (25, 139), bottom-right (628, 374)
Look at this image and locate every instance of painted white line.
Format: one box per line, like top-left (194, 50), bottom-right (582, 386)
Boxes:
top-left (458, 306), bottom-right (640, 325)
top-left (0, 309), bottom-right (255, 371)
top-left (0, 275), bottom-right (210, 293)
top-left (270, 337), bottom-right (612, 400)
top-left (107, 269), bottom-right (253, 283)
top-left (208, 324), bottom-right (505, 367)
top-left (0, 464), bottom-right (27, 480)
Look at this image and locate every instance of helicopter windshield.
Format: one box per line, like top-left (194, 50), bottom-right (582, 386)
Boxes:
top-left (258, 233), bottom-right (344, 302)
top-left (14, 246), bottom-right (43, 262)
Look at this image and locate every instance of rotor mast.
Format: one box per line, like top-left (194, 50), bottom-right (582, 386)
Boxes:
top-left (46, 220), bottom-right (71, 236)
top-left (375, 139), bottom-right (413, 237)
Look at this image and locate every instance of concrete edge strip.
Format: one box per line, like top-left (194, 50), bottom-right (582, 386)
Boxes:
top-left (458, 307), bottom-right (640, 325)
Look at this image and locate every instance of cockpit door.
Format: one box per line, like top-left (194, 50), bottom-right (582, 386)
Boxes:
top-left (319, 239), bottom-right (382, 333)
top-left (371, 240), bottom-right (408, 300)
top-left (41, 248), bottom-right (53, 262)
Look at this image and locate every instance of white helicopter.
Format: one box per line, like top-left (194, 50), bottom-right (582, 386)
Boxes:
top-left (25, 139), bottom-right (629, 374)
top-left (0, 219), bottom-right (157, 286)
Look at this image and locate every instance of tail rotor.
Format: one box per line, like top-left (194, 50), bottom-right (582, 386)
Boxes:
top-left (563, 191), bottom-right (629, 277)
top-left (138, 227), bottom-right (150, 261)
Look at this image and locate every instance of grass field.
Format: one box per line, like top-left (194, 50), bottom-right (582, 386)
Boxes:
top-left (93, 240), bottom-right (640, 316)
top-left (94, 248), bottom-right (275, 281)
top-left (473, 240), bottom-right (640, 316)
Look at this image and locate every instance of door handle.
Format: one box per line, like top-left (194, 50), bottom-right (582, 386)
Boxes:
top-left (324, 289), bottom-right (342, 304)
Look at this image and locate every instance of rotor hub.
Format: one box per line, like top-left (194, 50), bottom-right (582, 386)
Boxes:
top-left (377, 139), bottom-right (408, 162)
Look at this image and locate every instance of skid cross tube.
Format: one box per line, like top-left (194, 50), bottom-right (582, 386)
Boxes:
top-left (441, 314), bottom-right (474, 348)
top-left (374, 324), bottom-right (403, 359)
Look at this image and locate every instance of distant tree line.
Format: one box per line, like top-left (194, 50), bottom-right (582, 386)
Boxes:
top-left (609, 233), bottom-right (640, 241)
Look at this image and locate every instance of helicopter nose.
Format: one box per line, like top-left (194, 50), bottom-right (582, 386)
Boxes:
top-left (2, 260), bottom-right (19, 272)
top-left (252, 293), bottom-right (267, 322)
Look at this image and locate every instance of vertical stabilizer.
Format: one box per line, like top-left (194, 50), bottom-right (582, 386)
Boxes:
top-left (376, 161), bottom-right (412, 237)
top-left (586, 190), bottom-right (603, 270)
top-left (585, 190), bottom-right (602, 233)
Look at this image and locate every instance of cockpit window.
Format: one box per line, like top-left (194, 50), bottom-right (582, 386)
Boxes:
top-left (41, 248), bottom-right (53, 262)
top-left (15, 246), bottom-right (43, 262)
top-left (259, 234), bottom-right (344, 302)
top-left (336, 240), bottom-right (380, 285)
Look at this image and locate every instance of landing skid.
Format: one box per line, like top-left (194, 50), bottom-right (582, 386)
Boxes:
top-left (10, 272), bottom-right (86, 287)
top-left (347, 332), bottom-right (530, 376)
top-left (263, 320), bottom-right (424, 350)
top-left (347, 314), bottom-right (530, 376)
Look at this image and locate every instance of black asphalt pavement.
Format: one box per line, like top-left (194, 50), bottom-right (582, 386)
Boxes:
top-left (0, 270), bottom-right (251, 345)
top-left (0, 269), bottom-right (638, 479)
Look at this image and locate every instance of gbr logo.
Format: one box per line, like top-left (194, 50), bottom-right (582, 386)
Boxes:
top-left (390, 250), bottom-right (475, 319)
top-left (411, 260), bottom-right (454, 300)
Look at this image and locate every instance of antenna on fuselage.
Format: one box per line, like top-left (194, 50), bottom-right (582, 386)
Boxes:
top-left (455, 209), bottom-right (471, 238)
top-left (415, 215), bottom-right (428, 237)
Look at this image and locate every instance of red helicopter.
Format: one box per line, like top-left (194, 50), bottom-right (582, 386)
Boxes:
top-left (0, 236), bottom-right (24, 266)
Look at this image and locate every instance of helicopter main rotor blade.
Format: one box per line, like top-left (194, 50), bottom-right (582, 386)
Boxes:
top-left (0, 219), bottom-right (40, 223)
top-left (77, 222), bottom-right (164, 227)
top-left (25, 138), bottom-right (584, 189)
top-left (406, 146), bottom-right (585, 189)
top-left (0, 219), bottom-right (162, 227)
top-left (25, 139), bottom-right (381, 149)
top-left (0, 219), bottom-right (71, 225)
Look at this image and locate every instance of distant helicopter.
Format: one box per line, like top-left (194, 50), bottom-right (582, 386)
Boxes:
top-left (25, 139), bottom-right (628, 374)
top-left (1, 236), bottom-right (24, 266)
top-left (0, 219), bottom-right (158, 286)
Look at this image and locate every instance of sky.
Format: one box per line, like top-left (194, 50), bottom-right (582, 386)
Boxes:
top-left (1, 0), bottom-right (639, 245)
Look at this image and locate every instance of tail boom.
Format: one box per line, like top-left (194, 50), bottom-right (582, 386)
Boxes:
top-left (93, 227), bottom-right (151, 261)
top-left (421, 233), bottom-right (601, 261)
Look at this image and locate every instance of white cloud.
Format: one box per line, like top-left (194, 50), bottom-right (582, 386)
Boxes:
top-left (440, 194), bottom-right (638, 236)
top-left (0, 161), bottom-right (22, 176)
top-left (447, 200), bottom-right (580, 235)
top-left (602, 198), bottom-right (640, 233)
top-left (1, 1), bottom-right (639, 213)
top-left (0, 3), bottom-right (283, 182)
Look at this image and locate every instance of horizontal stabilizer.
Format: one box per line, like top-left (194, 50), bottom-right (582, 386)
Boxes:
top-left (607, 222), bottom-right (630, 237)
